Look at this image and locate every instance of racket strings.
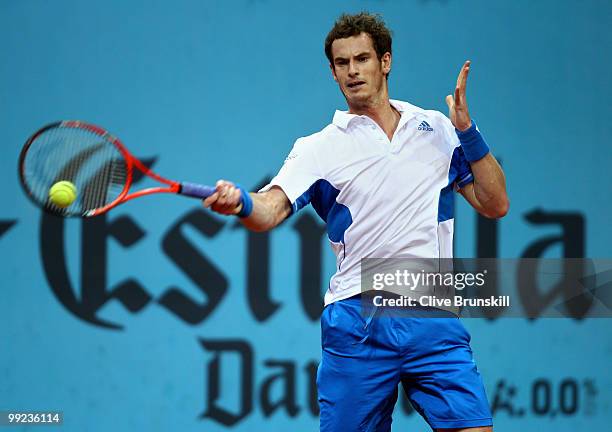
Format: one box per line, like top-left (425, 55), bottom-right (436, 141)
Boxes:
top-left (22, 125), bottom-right (128, 216)
top-left (82, 156), bottom-right (124, 211)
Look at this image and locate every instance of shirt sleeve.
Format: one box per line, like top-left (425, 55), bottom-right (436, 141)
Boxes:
top-left (450, 146), bottom-right (474, 189)
top-left (258, 137), bottom-right (322, 214)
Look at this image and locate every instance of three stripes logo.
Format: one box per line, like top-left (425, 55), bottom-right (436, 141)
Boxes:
top-left (417, 121), bottom-right (434, 132)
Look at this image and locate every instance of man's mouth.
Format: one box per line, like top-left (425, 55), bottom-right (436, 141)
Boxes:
top-left (347, 81), bottom-right (365, 89)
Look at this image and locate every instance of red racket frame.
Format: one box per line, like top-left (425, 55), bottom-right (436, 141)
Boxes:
top-left (19, 120), bottom-right (182, 217)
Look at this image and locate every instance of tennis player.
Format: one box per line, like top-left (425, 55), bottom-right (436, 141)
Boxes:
top-left (204, 12), bottom-right (508, 432)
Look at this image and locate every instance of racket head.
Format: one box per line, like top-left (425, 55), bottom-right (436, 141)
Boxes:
top-left (18, 121), bottom-right (134, 218)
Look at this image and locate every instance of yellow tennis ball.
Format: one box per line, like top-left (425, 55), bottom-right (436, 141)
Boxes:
top-left (49, 181), bottom-right (77, 208)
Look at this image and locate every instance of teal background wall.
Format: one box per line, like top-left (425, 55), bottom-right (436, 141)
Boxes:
top-left (1, 0), bottom-right (611, 430)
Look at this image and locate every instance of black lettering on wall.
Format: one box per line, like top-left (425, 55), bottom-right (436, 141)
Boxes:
top-left (491, 379), bottom-right (519, 416)
top-left (260, 360), bottom-right (300, 417)
top-left (199, 338), bottom-right (253, 426)
top-left (519, 209), bottom-right (593, 319)
top-left (161, 209), bottom-right (228, 324)
top-left (477, 214), bottom-right (498, 258)
top-left (41, 213), bottom-right (150, 330)
top-left (305, 361), bottom-right (319, 416)
top-left (522, 209), bottom-right (585, 258)
top-left (0, 220), bottom-right (17, 238)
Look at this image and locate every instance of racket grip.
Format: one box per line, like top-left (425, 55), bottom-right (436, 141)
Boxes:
top-left (179, 182), bottom-right (216, 199)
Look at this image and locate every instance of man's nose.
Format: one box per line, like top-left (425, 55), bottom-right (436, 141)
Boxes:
top-left (348, 60), bottom-right (359, 76)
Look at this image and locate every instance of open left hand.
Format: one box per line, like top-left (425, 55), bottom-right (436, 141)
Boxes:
top-left (445, 60), bottom-right (472, 131)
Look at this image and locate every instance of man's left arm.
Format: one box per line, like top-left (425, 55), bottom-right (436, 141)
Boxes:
top-left (446, 60), bottom-right (509, 219)
top-left (458, 153), bottom-right (509, 219)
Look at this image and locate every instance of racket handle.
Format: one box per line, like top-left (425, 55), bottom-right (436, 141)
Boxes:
top-left (179, 182), bottom-right (216, 199)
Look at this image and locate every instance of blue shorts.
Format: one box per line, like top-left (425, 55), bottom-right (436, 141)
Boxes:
top-left (317, 295), bottom-right (493, 431)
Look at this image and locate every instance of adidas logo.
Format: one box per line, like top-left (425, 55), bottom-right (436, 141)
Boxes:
top-left (417, 121), bottom-right (434, 132)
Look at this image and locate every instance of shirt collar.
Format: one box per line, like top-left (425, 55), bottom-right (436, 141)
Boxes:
top-left (331, 99), bottom-right (416, 130)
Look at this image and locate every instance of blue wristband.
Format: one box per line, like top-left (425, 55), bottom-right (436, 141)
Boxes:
top-left (455, 121), bottom-right (490, 162)
top-left (236, 185), bottom-right (253, 218)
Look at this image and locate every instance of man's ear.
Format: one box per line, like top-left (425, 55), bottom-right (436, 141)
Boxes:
top-left (381, 52), bottom-right (391, 76)
top-left (329, 63), bottom-right (338, 82)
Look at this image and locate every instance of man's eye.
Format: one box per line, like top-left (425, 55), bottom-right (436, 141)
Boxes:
top-left (359, 57), bottom-right (368, 62)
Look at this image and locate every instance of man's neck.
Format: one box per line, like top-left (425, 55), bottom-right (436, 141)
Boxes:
top-left (349, 97), bottom-right (400, 141)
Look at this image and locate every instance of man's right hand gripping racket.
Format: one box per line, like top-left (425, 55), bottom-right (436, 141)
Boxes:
top-left (18, 120), bottom-right (237, 218)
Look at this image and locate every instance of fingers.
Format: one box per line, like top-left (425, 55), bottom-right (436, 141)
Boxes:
top-left (202, 180), bottom-right (243, 215)
top-left (455, 60), bottom-right (471, 106)
top-left (462, 60), bottom-right (471, 87)
top-left (215, 180), bottom-right (241, 214)
top-left (455, 60), bottom-right (470, 88)
top-left (202, 192), bottom-right (218, 208)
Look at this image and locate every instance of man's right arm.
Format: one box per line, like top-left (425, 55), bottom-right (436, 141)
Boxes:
top-left (202, 180), bottom-right (292, 232)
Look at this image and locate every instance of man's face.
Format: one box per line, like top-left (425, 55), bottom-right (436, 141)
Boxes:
top-left (330, 32), bottom-right (391, 109)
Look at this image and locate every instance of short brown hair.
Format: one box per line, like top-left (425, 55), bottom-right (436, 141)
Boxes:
top-left (324, 12), bottom-right (392, 65)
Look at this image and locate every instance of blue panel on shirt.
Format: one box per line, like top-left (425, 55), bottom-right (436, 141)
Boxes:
top-left (450, 146), bottom-right (474, 188)
top-left (438, 146), bottom-right (473, 222)
top-left (438, 183), bottom-right (455, 222)
top-left (293, 179), bottom-right (353, 243)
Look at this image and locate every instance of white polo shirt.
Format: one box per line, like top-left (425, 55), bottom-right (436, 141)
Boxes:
top-left (261, 99), bottom-right (474, 305)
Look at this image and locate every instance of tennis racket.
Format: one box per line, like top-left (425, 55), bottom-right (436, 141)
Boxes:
top-left (19, 120), bottom-right (223, 217)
